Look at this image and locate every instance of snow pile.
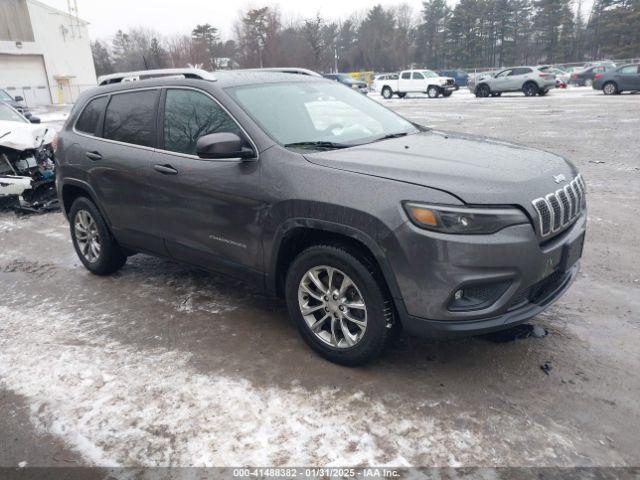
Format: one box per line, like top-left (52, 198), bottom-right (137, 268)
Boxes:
top-left (0, 302), bottom-right (578, 467)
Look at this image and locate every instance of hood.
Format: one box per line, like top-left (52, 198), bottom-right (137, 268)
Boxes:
top-left (304, 131), bottom-right (577, 210)
top-left (0, 120), bottom-right (55, 151)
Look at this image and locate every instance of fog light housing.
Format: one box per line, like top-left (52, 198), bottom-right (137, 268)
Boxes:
top-left (448, 281), bottom-right (511, 312)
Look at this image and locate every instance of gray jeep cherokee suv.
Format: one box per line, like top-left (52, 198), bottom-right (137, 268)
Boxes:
top-left (56, 69), bottom-right (587, 365)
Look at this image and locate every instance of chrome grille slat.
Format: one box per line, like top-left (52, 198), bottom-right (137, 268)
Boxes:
top-left (532, 175), bottom-right (586, 238)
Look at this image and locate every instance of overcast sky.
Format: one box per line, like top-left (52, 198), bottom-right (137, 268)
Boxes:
top-left (39, 0), bottom-right (428, 40)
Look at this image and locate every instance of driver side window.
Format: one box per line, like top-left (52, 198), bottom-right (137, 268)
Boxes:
top-left (412, 72), bottom-right (424, 80)
top-left (163, 89), bottom-right (242, 156)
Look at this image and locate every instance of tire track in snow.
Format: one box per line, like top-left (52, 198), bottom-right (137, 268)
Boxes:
top-left (0, 303), bottom-right (581, 467)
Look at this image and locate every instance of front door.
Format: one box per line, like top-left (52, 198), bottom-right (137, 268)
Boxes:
top-left (411, 72), bottom-right (426, 92)
top-left (615, 65), bottom-right (640, 90)
top-left (492, 69), bottom-right (512, 91)
top-left (147, 87), bottom-right (265, 285)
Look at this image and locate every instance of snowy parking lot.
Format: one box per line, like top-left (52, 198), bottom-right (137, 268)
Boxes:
top-left (1, 86), bottom-right (639, 469)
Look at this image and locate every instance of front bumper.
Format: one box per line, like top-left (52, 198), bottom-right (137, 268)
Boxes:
top-left (386, 212), bottom-right (587, 338)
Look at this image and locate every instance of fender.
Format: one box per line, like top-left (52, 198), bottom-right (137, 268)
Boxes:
top-left (58, 178), bottom-right (112, 226)
top-left (266, 217), bottom-right (403, 300)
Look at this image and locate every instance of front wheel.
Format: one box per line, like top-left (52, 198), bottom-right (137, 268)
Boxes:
top-left (475, 84), bottom-right (490, 98)
top-left (603, 81), bottom-right (618, 95)
top-left (285, 244), bottom-right (393, 366)
top-left (427, 86), bottom-right (440, 98)
top-left (381, 87), bottom-right (393, 99)
top-left (69, 197), bottom-right (127, 275)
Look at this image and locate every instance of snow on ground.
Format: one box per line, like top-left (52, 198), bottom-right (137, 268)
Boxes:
top-left (0, 297), bottom-right (578, 467)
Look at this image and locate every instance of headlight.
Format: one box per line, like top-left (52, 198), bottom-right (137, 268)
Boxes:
top-left (404, 203), bottom-right (529, 234)
top-left (351, 84), bottom-right (359, 90)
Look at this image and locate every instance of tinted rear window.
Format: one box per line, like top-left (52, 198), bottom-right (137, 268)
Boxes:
top-left (103, 90), bottom-right (158, 147)
top-left (76, 96), bottom-right (108, 135)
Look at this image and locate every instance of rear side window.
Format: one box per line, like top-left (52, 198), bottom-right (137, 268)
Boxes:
top-left (163, 89), bottom-right (242, 156)
top-left (76, 96), bottom-right (108, 135)
top-left (401, 72), bottom-right (411, 79)
top-left (103, 90), bottom-right (158, 147)
top-left (510, 68), bottom-right (532, 75)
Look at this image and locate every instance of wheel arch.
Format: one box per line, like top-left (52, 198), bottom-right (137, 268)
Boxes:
top-left (268, 219), bottom-right (402, 303)
top-left (60, 179), bottom-right (111, 226)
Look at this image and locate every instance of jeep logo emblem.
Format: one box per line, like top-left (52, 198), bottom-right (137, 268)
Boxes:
top-left (553, 174), bottom-right (566, 184)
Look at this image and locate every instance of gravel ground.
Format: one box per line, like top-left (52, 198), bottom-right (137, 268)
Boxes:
top-left (0, 87), bottom-right (639, 468)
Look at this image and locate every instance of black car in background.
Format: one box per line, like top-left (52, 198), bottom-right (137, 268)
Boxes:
top-left (323, 73), bottom-right (368, 94)
top-left (437, 70), bottom-right (469, 87)
top-left (570, 65), bottom-right (615, 87)
top-left (593, 64), bottom-right (640, 95)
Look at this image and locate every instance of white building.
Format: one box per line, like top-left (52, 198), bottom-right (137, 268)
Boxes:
top-left (0, 0), bottom-right (96, 106)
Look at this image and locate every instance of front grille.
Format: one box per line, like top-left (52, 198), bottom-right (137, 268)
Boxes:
top-left (532, 174), bottom-right (586, 238)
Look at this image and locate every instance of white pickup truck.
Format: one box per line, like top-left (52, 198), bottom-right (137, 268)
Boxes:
top-left (378, 69), bottom-right (457, 99)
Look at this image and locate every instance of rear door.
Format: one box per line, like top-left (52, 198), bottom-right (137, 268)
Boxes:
top-left (398, 71), bottom-right (412, 92)
top-left (508, 67), bottom-right (532, 90)
top-left (147, 87), bottom-right (265, 284)
top-left (89, 88), bottom-right (164, 252)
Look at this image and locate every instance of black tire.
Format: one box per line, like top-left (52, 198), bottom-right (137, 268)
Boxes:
top-left (285, 244), bottom-right (393, 366)
top-left (603, 81), bottom-right (618, 95)
top-left (584, 78), bottom-right (593, 88)
top-left (442, 90), bottom-right (452, 97)
top-left (523, 82), bottom-right (538, 96)
top-left (397, 92), bottom-right (407, 98)
top-left (476, 84), bottom-right (490, 98)
top-left (69, 197), bottom-right (127, 275)
top-left (427, 86), bottom-right (440, 98)
top-left (381, 87), bottom-right (393, 99)
top-left (538, 88), bottom-right (549, 96)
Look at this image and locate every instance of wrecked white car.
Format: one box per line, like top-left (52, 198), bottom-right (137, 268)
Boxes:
top-left (0, 102), bottom-right (58, 212)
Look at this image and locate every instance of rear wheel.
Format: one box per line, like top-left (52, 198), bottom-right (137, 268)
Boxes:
top-left (538, 88), bottom-right (549, 96)
top-left (427, 86), bottom-right (440, 98)
top-left (476, 84), bottom-right (490, 98)
top-left (285, 244), bottom-right (392, 366)
top-left (69, 197), bottom-right (127, 275)
top-left (584, 78), bottom-right (594, 88)
top-left (381, 87), bottom-right (393, 99)
top-left (603, 81), bottom-right (618, 95)
top-left (523, 82), bottom-right (538, 96)
top-left (442, 90), bottom-right (452, 97)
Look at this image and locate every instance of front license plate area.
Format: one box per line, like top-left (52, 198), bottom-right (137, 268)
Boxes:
top-left (559, 233), bottom-right (585, 272)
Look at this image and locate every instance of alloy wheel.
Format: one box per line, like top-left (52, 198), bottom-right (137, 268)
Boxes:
top-left (74, 209), bottom-right (101, 263)
top-left (603, 82), bottom-right (616, 95)
top-left (297, 265), bottom-right (367, 348)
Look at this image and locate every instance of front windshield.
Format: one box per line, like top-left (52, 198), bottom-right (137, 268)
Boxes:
top-left (0, 90), bottom-right (13, 102)
top-left (229, 81), bottom-right (419, 149)
top-left (422, 70), bottom-right (438, 78)
top-left (0, 103), bottom-right (28, 123)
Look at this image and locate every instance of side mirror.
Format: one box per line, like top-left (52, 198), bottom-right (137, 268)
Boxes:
top-left (29, 116), bottom-right (41, 124)
top-left (14, 96), bottom-right (24, 102)
top-left (196, 132), bottom-right (255, 160)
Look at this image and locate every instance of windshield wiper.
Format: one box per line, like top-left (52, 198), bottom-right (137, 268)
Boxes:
top-left (371, 132), bottom-right (409, 143)
top-left (284, 141), bottom-right (352, 150)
